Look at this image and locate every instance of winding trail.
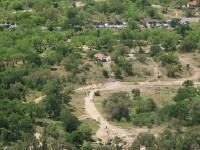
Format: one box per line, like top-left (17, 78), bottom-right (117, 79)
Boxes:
top-left (32, 55), bottom-right (200, 144)
top-left (85, 90), bottom-right (134, 144)
top-left (34, 96), bottom-right (45, 104)
top-left (77, 56), bottom-right (200, 144)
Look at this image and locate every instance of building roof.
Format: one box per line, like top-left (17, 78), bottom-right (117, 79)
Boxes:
top-left (94, 53), bottom-right (106, 58)
top-left (189, 0), bottom-right (198, 6)
top-left (66, 39), bottom-right (72, 43)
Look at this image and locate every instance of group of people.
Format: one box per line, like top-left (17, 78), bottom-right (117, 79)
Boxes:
top-left (85, 91), bottom-right (94, 102)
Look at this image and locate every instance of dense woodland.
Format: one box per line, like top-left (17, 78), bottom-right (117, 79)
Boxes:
top-left (1, 0), bottom-right (200, 149)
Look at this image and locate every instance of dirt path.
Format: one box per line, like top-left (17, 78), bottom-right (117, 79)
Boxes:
top-left (76, 56), bottom-right (200, 92)
top-left (34, 132), bottom-right (42, 146)
top-left (75, 1), bottom-right (85, 7)
top-left (85, 90), bottom-right (135, 144)
top-left (79, 56), bottom-right (200, 144)
top-left (85, 90), bottom-right (167, 145)
top-left (34, 96), bottom-right (45, 104)
top-left (32, 56), bottom-right (200, 144)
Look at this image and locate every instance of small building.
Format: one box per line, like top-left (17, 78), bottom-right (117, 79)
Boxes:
top-left (66, 39), bottom-right (72, 43)
top-left (187, 0), bottom-right (198, 8)
top-left (94, 53), bottom-right (107, 61)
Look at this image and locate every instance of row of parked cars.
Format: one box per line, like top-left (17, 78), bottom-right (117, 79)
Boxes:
top-left (140, 21), bottom-right (170, 28)
top-left (94, 18), bottom-right (192, 29)
top-left (140, 18), bottom-right (191, 28)
top-left (95, 22), bottom-right (127, 29)
top-left (0, 23), bottom-right (18, 29)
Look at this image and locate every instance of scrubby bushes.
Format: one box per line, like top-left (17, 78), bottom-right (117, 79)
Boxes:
top-left (103, 83), bottom-right (200, 128)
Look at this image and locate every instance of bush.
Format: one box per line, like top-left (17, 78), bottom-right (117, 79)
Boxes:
top-left (180, 37), bottom-right (198, 52)
top-left (84, 63), bottom-right (91, 71)
top-left (150, 45), bottom-right (161, 57)
top-left (132, 112), bottom-right (155, 127)
top-left (182, 80), bottom-right (194, 87)
top-left (134, 98), bottom-right (157, 114)
top-left (173, 87), bottom-right (197, 102)
top-left (102, 69), bottom-right (109, 78)
top-left (147, 8), bottom-right (161, 19)
top-left (103, 92), bottom-right (131, 121)
top-left (67, 125), bottom-right (92, 147)
top-left (157, 105), bottom-right (173, 122)
top-left (60, 110), bottom-right (80, 133)
top-left (112, 66), bottom-right (122, 79)
top-left (10, 1), bottom-right (23, 10)
top-left (132, 89), bottom-right (140, 97)
top-left (94, 91), bottom-right (100, 96)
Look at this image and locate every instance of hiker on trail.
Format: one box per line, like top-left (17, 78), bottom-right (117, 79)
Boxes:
top-left (106, 129), bottom-right (109, 135)
top-left (86, 91), bottom-right (89, 97)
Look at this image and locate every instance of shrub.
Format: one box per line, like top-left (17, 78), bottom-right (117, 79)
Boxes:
top-left (94, 91), bottom-right (100, 96)
top-left (103, 92), bottom-right (131, 121)
top-left (182, 80), bottom-right (194, 87)
top-left (132, 89), bottom-right (140, 97)
top-left (102, 69), bottom-right (109, 78)
top-left (60, 110), bottom-right (80, 133)
top-left (132, 112), bottom-right (155, 127)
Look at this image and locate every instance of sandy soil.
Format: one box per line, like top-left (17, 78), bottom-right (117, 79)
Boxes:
top-left (34, 96), bottom-right (45, 104)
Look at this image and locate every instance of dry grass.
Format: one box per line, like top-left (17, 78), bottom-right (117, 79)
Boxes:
top-left (82, 118), bottom-right (100, 134)
top-left (141, 86), bottom-right (179, 106)
top-left (183, 53), bottom-right (200, 67)
top-left (93, 86), bottom-right (179, 130)
top-left (70, 91), bottom-right (86, 117)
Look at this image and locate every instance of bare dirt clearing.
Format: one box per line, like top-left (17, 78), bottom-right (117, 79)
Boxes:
top-left (85, 90), bottom-right (167, 145)
top-left (34, 96), bottom-right (45, 104)
top-left (77, 54), bottom-right (200, 143)
top-left (33, 54), bottom-right (200, 144)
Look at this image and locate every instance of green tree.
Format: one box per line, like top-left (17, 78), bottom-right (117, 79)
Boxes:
top-left (103, 92), bottom-right (131, 121)
top-left (112, 65), bottom-right (122, 79)
top-left (180, 37), bottom-right (198, 52)
top-left (63, 54), bottom-right (82, 72)
top-left (60, 110), bottom-right (80, 132)
top-left (160, 53), bottom-right (181, 77)
top-left (173, 87), bottom-right (197, 102)
top-left (129, 133), bottom-right (157, 150)
top-left (182, 80), bottom-right (194, 87)
top-left (102, 69), bottom-right (109, 78)
top-left (132, 89), bottom-right (140, 97)
top-left (0, 99), bottom-right (34, 145)
top-left (43, 79), bottom-right (71, 118)
top-left (67, 125), bottom-right (92, 147)
top-left (175, 24), bottom-right (191, 36)
top-left (150, 45), bottom-right (161, 57)
top-left (189, 99), bottom-right (200, 125)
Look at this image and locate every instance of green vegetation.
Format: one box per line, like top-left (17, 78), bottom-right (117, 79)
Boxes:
top-left (1, 0), bottom-right (200, 149)
top-left (103, 82), bottom-right (200, 128)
